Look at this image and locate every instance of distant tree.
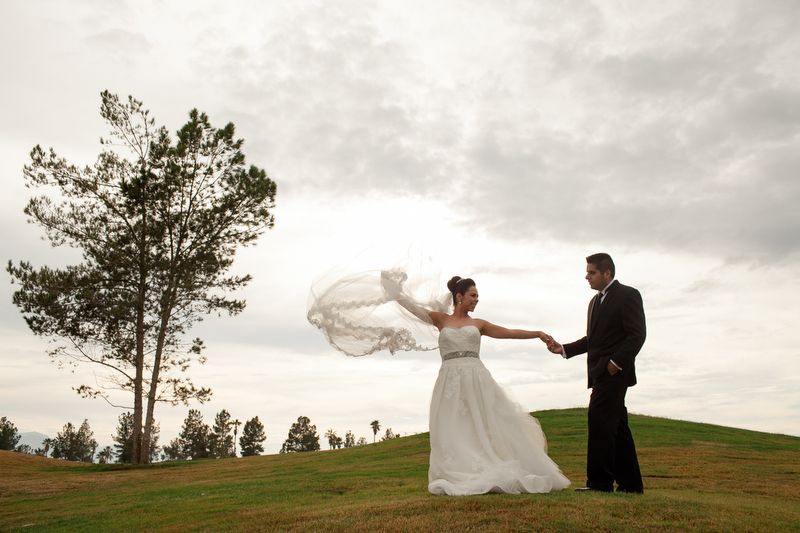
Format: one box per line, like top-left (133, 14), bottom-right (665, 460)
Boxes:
top-left (113, 412), bottom-right (134, 462)
top-left (323, 430), bottom-right (343, 449)
top-left (36, 438), bottom-right (53, 458)
top-left (7, 91), bottom-right (277, 463)
top-left (232, 418), bottom-right (242, 456)
top-left (239, 416), bottom-right (266, 457)
top-left (98, 446), bottom-right (113, 464)
top-left (381, 428), bottom-right (397, 441)
top-left (51, 420), bottom-right (98, 462)
top-left (344, 430), bottom-right (355, 448)
top-left (280, 416), bottom-right (320, 453)
top-left (161, 438), bottom-right (185, 461)
top-left (210, 409), bottom-right (235, 458)
top-left (324, 428), bottom-right (338, 450)
top-left (356, 437), bottom-right (368, 446)
top-left (370, 420), bottom-right (381, 443)
top-left (15, 444), bottom-right (33, 455)
top-left (178, 409), bottom-right (210, 460)
top-left (113, 411), bottom-right (160, 463)
top-left (0, 416), bottom-right (21, 451)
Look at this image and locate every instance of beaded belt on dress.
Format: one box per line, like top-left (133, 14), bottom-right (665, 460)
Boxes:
top-left (443, 351), bottom-right (479, 361)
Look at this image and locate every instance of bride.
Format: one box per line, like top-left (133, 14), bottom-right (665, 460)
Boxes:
top-left (307, 265), bottom-right (570, 495)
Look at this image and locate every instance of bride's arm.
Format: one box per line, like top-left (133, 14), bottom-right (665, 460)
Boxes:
top-left (381, 269), bottom-right (442, 326)
top-left (478, 320), bottom-right (549, 341)
top-left (395, 295), bottom-right (437, 324)
top-left (380, 269), bottom-right (452, 330)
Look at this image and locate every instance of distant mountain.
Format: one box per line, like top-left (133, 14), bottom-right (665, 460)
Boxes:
top-left (19, 432), bottom-right (50, 450)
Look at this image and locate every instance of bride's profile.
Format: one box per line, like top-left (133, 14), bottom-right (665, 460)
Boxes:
top-left (307, 262), bottom-right (570, 495)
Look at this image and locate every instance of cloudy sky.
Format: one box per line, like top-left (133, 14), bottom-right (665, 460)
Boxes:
top-left (1, 0), bottom-right (798, 456)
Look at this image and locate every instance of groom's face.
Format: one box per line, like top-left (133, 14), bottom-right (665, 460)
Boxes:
top-left (585, 263), bottom-right (612, 291)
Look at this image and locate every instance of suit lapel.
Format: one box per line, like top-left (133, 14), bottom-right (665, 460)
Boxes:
top-left (589, 280), bottom-right (618, 336)
top-left (588, 293), bottom-right (602, 335)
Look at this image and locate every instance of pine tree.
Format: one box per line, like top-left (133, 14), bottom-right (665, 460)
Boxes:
top-left (112, 412), bottom-right (160, 463)
top-left (7, 91), bottom-right (277, 463)
top-left (0, 417), bottom-right (21, 451)
top-left (280, 416), bottom-right (320, 453)
top-left (161, 438), bottom-right (185, 461)
top-left (51, 420), bottom-right (98, 462)
top-left (239, 416), bottom-right (267, 457)
top-left (210, 409), bottom-right (235, 458)
top-left (178, 409), bottom-right (210, 460)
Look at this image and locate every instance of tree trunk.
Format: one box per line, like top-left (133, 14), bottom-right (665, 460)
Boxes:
top-left (132, 200), bottom-right (149, 464)
top-left (142, 277), bottom-right (178, 463)
top-left (132, 264), bottom-right (146, 462)
top-left (132, 339), bottom-right (144, 463)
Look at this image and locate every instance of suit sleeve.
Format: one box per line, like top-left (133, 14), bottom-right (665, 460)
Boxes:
top-left (563, 336), bottom-right (588, 359)
top-left (612, 289), bottom-right (646, 369)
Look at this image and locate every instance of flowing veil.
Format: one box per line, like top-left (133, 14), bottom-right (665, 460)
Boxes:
top-left (307, 251), bottom-right (452, 356)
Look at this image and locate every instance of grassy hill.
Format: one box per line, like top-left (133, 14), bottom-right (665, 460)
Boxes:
top-left (1, 408), bottom-right (798, 532)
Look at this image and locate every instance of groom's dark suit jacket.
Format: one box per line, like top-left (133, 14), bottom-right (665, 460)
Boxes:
top-left (564, 280), bottom-right (646, 389)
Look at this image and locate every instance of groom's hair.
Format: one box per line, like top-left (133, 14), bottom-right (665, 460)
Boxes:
top-left (586, 253), bottom-right (615, 278)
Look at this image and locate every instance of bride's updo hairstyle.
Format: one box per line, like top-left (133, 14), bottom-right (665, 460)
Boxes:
top-left (447, 276), bottom-right (476, 306)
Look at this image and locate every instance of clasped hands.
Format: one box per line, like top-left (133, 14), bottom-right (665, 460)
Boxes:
top-left (540, 333), bottom-right (619, 375)
top-left (539, 333), bottom-right (562, 355)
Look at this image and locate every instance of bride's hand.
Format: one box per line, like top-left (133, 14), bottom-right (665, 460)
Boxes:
top-left (545, 338), bottom-right (563, 355)
top-left (539, 332), bottom-right (553, 344)
top-left (380, 269), bottom-right (406, 299)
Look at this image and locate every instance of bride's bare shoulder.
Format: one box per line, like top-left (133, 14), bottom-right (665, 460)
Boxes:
top-left (429, 311), bottom-right (448, 328)
top-left (471, 318), bottom-right (488, 332)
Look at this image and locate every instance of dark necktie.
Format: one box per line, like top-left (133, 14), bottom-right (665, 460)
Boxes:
top-left (590, 292), bottom-right (603, 325)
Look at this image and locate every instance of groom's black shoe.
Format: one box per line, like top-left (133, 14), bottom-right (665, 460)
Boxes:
top-left (574, 487), bottom-right (612, 493)
top-left (616, 487), bottom-right (644, 494)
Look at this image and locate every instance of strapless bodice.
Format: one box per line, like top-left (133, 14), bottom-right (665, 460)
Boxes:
top-left (438, 325), bottom-right (481, 361)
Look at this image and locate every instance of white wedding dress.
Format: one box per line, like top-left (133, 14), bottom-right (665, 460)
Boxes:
top-left (307, 264), bottom-right (570, 496)
top-left (429, 325), bottom-right (570, 495)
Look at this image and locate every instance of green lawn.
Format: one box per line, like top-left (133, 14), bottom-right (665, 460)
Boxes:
top-left (1, 408), bottom-right (798, 532)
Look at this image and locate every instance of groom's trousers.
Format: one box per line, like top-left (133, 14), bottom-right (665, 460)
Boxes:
top-left (586, 372), bottom-right (643, 493)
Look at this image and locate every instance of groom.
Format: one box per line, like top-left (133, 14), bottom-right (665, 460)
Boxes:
top-left (548, 253), bottom-right (646, 493)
